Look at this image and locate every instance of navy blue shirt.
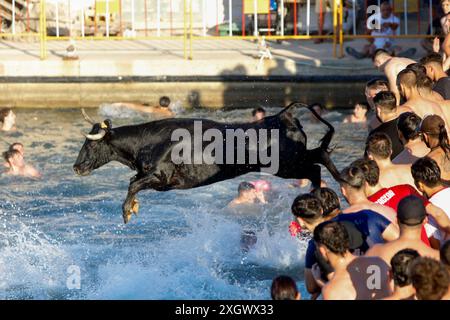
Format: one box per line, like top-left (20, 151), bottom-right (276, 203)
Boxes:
top-left (304, 210), bottom-right (391, 269)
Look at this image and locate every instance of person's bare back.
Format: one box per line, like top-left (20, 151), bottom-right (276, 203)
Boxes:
top-left (385, 57), bottom-right (416, 102)
top-left (400, 97), bottom-right (449, 130)
top-left (393, 141), bottom-right (430, 165)
top-left (378, 163), bottom-right (416, 189)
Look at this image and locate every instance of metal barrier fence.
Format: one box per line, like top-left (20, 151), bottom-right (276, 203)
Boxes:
top-left (0, 0), bottom-right (440, 60)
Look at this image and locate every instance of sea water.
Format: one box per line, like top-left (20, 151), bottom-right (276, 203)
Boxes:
top-left (0, 106), bottom-right (367, 299)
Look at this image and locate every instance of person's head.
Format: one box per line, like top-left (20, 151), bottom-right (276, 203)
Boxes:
top-left (365, 132), bottom-right (393, 161)
top-left (420, 114), bottom-right (450, 153)
top-left (380, 1), bottom-right (393, 19)
top-left (291, 193), bottom-right (323, 231)
top-left (390, 248), bottom-right (420, 288)
top-left (252, 107), bottom-right (266, 121)
top-left (3, 149), bottom-right (24, 168)
top-left (442, 0), bottom-right (450, 14)
top-left (310, 187), bottom-right (341, 218)
top-left (365, 79), bottom-right (389, 110)
top-left (411, 157), bottom-right (443, 194)
top-left (397, 112), bottom-right (422, 144)
top-left (270, 275), bottom-right (301, 300)
top-left (9, 142), bottom-right (24, 156)
top-left (397, 68), bottom-right (419, 100)
top-left (410, 257), bottom-right (450, 300)
top-left (159, 96), bottom-right (171, 108)
top-left (237, 181), bottom-right (256, 200)
top-left (314, 221), bottom-right (350, 263)
top-left (420, 53), bottom-right (445, 81)
top-left (373, 91), bottom-right (397, 121)
top-left (353, 102), bottom-right (369, 118)
top-left (339, 165), bottom-right (366, 204)
top-left (441, 240), bottom-right (450, 273)
top-left (350, 158), bottom-right (380, 191)
top-left (0, 108), bottom-right (16, 129)
top-left (373, 49), bottom-right (392, 69)
top-left (397, 195), bottom-right (427, 231)
top-left (443, 12), bottom-right (450, 34)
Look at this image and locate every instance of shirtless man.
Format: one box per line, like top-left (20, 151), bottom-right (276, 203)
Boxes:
top-left (383, 249), bottom-right (420, 300)
top-left (373, 49), bottom-right (415, 104)
top-left (420, 52), bottom-right (450, 99)
top-left (228, 181), bottom-right (266, 207)
top-left (0, 108), bottom-right (17, 132)
top-left (365, 79), bottom-right (389, 131)
top-left (4, 142), bottom-right (25, 168)
top-left (420, 115), bottom-right (450, 182)
top-left (315, 221), bottom-right (392, 300)
top-left (343, 102), bottom-right (368, 124)
top-left (112, 96), bottom-right (174, 117)
top-left (365, 132), bottom-right (416, 188)
top-left (2, 149), bottom-right (41, 178)
top-left (393, 112), bottom-right (430, 165)
top-left (365, 196), bottom-right (441, 265)
top-left (397, 68), bottom-right (448, 128)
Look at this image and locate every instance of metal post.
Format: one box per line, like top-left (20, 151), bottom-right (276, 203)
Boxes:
top-left (157, 0), bottom-right (161, 37)
top-left (281, 0), bottom-right (284, 36)
top-left (184, 0), bottom-right (187, 59)
top-left (229, 0), bottom-right (233, 36)
top-left (12, 0), bottom-right (15, 34)
top-left (430, 0), bottom-right (433, 35)
top-left (94, 0), bottom-right (97, 35)
top-left (333, 0), bottom-right (337, 57)
top-left (106, 0), bottom-right (110, 37)
top-left (294, 0), bottom-right (297, 36)
top-left (253, 0), bottom-right (257, 36)
top-left (404, 0), bottom-right (408, 35)
top-left (55, 1), bottom-right (59, 37)
top-left (352, 0), bottom-right (356, 35)
top-left (339, 0), bottom-right (343, 57)
top-left (40, 0), bottom-right (47, 60)
top-left (307, 0), bottom-right (310, 36)
top-left (242, 0), bottom-right (246, 36)
top-left (268, 0), bottom-right (271, 35)
top-left (190, 0), bottom-right (193, 59)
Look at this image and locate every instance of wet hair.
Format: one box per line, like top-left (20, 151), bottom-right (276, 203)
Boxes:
top-left (350, 158), bottom-right (379, 187)
top-left (339, 165), bottom-right (366, 189)
top-left (422, 118), bottom-right (450, 157)
top-left (0, 108), bottom-right (12, 123)
top-left (373, 48), bottom-right (391, 62)
top-left (252, 107), bottom-right (266, 117)
top-left (420, 52), bottom-right (444, 67)
top-left (411, 157), bottom-right (442, 188)
top-left (365, 132), bottom-right (392, 160)
top-left (397, 112), bottom-right (422, 141)
top-left (9, 142), bottom-right (23, 151)
top-left (2, 149), bottom-right (20, 162)
top-left (291, 193), bottom-right (323, 222)
top-left (310, 187), bottom-right (340, 217)
top-left (159, 96), bottom-right (171, 108)
top-left (397, 68), bottom-right (418, 89)
top-left (271, 275), bottom-right (299, 300)
top-left (406, 63), bottom-right (427, 77)
top-left (365, 79), bottom-right (389, 91)
top-left (410, 257), bottom-right (450, 300)
top-left (373, 91), bottom-right (397, 113)
top-left (441, 240), bottom-right (450, 271)
top-left (238, 182), bottom-right (255, 194)
top-left (355, 102), bottom-right (369, 111)
top-left (390, 249), bottom-right (420, 288)
top-left (313, 221), bottom-right (350, 256)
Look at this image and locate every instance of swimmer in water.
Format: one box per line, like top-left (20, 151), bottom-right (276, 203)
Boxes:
top-left (110, 96), bottom-right (175, 117)
top-left (0, 108), bottom-right (17, 132)
top-left (343, 102), bottom-right (369, 124)
top-left (2, 149), bottom-right (41, 178)
top-left (228, 181), bottom-right (266, 207)
top-left (252, 107), bottom-right (266, 122)
top-left (4, 142), bottom-right (24, 168)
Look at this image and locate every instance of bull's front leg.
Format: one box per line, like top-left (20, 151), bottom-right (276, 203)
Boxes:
top-left (122, 173), bottom-right (163, 224)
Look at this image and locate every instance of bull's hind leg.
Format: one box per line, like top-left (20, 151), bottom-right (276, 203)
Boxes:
top-left (122, 174), bottom-right (164, 224)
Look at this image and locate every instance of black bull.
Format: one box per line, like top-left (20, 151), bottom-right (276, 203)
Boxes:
top-left (73, 103), bottom-right (340, 223)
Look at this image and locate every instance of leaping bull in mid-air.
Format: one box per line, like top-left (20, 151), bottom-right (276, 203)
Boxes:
top-left (73, 103), bottom-right (340, 223)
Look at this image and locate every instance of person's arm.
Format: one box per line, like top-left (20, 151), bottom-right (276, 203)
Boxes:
top-left (381, 223), bottom-right (400, 242)
top-left (304, 268), bottom-right (322, 298)
top-left (425, 203), bottom-right (450, 234)
top-left (386, 67), bottom-right (401, 105)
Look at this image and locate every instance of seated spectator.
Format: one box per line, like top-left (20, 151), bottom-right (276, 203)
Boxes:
top-left (365, 132), bottom-right (416, 188)
top-left (2, 149), bottom-right (41, 178)
top-left (252, 107), bottom-right (266, 122)
top-left (393, 112), bottom-right (430, 165)
top-left (228, 182), bottom-right (265, 207)
top-left (365, 196), bottom-right (441, 265)
top-left (370, 91), bottom-right (404, 159)
top-left (0, 108), bottom-right (16, 132)
top-left (383, 249), bottom-right (420, 300)
top-left (420, 52), bottom-right (450, 99)
top-left (343, 102), bottom-right (368, 124)
top-left (270, 275), bottom-right (301, 300)
top-left (410, 257), bottom-right (450, 300)
top-left (315, 221), bottom-right (391, 300)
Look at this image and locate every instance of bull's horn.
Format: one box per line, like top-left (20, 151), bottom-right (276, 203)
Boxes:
top-left (83, 129), bottom-right (106, 141)
top-left (81, 108), bottom-right (96, 125)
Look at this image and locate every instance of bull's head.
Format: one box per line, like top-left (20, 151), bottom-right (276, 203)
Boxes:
top-left (73, 109), bottom-right (114, 176)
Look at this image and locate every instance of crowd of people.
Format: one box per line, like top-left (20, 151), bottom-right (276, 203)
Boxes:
top-left (268, 46), bottom-right (450, 299)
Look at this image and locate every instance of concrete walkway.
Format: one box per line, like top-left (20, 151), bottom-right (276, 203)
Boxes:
top-left (0, 38), bottom-right (426, 78)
